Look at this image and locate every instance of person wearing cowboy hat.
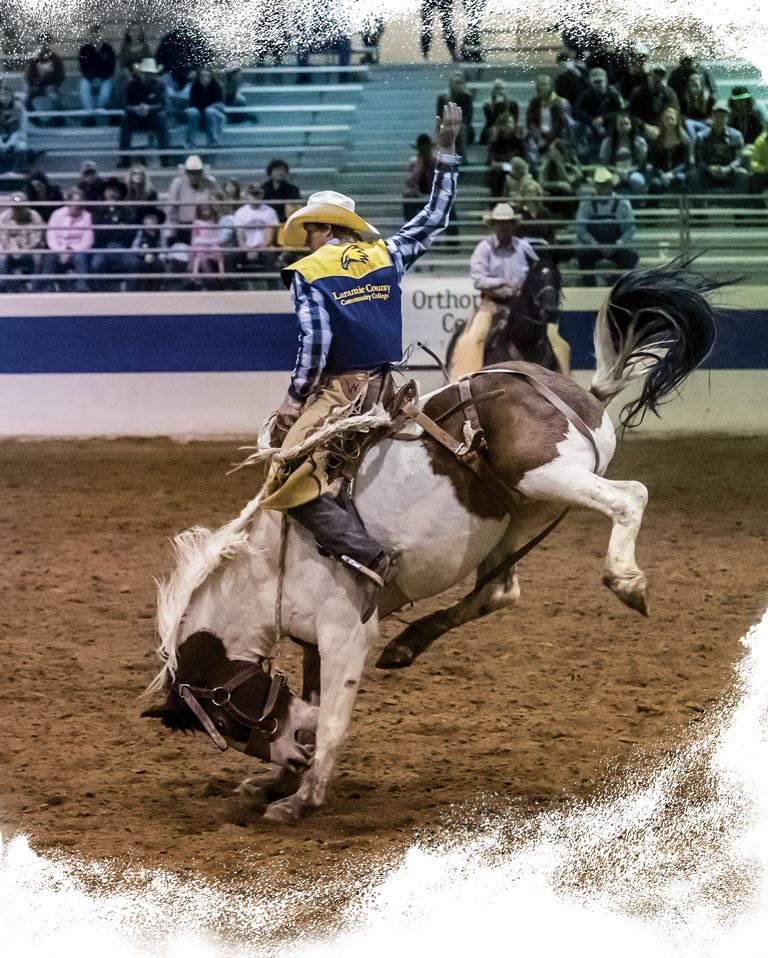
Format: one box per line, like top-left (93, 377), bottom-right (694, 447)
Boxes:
top-left (258, 102), bottom-right (463, 621)
top-left (448, 202), bottom-right (537, 379)
top-left (118, 56), bottom-right (170, 168)
top-left (165, 154), bottom-right (216, 244)
top-left (575, 167), bottom-right (638, 287)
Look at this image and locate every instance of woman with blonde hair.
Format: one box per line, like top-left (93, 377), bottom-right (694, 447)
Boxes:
top-left (124, 164), bottom-right (158, 204)
top-left (646, 105), bottom-right (692, 193)
top-left (480, 79), bottom-right (518, 145)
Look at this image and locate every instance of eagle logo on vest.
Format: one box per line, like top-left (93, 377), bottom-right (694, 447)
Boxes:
top-left (341, 244), bottom-right (369, 270)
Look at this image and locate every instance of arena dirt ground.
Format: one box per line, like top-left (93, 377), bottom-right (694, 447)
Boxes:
top-left (1, 435), bottom-right (767, 929)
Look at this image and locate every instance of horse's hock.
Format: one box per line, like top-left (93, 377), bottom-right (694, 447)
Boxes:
top-left (1, 436), bottom-right (764, 889)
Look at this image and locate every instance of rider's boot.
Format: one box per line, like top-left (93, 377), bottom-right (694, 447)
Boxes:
top-left (288, 494), bottom-right (399, 623)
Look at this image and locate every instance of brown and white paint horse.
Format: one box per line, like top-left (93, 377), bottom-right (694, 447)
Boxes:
top-left (144, 262), bottom-right (718, 823)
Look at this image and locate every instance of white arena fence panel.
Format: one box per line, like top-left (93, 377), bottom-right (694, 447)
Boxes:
top-left (1, 282), bottom-right (767, 438)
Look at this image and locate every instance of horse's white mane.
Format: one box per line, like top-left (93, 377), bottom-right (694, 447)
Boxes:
top-left (145, 406), bottom-right (394, 695)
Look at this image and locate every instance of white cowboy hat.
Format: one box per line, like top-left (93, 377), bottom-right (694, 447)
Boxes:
top-left (282, 191), bottom-right (379, 247)
top-left (483, 202), bottom-right (520, 223)
top-left (138, 57), bottom-right (161, 74)
top-left (182, 154), bottom-right (204, 171)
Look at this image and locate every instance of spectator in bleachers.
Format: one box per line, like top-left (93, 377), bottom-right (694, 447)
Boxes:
top-left (42, 186), bottom-right (93, 292)
top-left (573, 67), bottom-right (623, 161)
top-left (679, 72), bottom-right (715, 141)
top-left (90, 177), bottom-right (137, 289)
top-left (437, 72), bottom-right (474, 154)
top-left (221, 177), bottom-right (242, 206)
top-left (575, 167), bottom-right (638, 286)
top-left (479, 79), bottom-right (518, 145)
top-left (190, 202), bottom-right (225, 284)
top-left (502, 156), bottom-right (542, 205)
top-left (124, 163), bottom-right (158, 215)
top-left (0, 191), bottom-right (45, 291)
top-left (598, 110), bottom-right (648, 194)
top-left (691, 102), bottom-right (748, 196)
top-left (78, 23), bottom-right (116, 123)
top-left (216, 188), bottom-right (239, 270)
top-left (668, 54), bottom-right (717, 103)
top-left (130, 206), bottom-right (167, 290)
top-left (166, 154), bottom-right (216, 244)
top-left (403, 133), bottom-right (436, 220)
top-left (23, 170), bottom-right (63, 222)
top-left (155, 26), bottom-right (213, 91)
top-left (24, 33), bottom-right (65, 125)
top-left (646, 106), bottom-right (692, 194)
top-left (184, 68), bottom-right (226, 148)
top-left (525, 75), bottom-right (570, 167)
top-left (233, 184), bottom-right (279, 285)
top-left (617, 42), bottom-right (649, 101)
top-left (223, 71), bottom-right (250, 124)
top-left (261, 158), bottom-right (300, 225)
top-left (118, 57), bottom-right (170, 168)
top-left (727, 86), bottom-right (764, 145)
top-left (487, 111), bottom-right (527, 196)
top-left (748, 114), bottom-right (768, 196)
top-left (0, 83), bottom-right (28, 173)
top-left (554, 50), bottom-right (588, 107)
top-left (460, 0), bottom-right (487, 62)
top-left (539, 137), bottom-right (583, 219)
top-left (627, 64), bottom-right (679, 142)
top-left (118, 22), bottom-right (152, 76)
top-left (420, 0), bottom-right (459, 61)
top-left (360, 14), bottom-right (385, 64)
top-left (77, 160), bottom-right (105, 204)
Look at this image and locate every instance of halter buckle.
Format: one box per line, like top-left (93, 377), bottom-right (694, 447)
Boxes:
top-left (211, 687), bottom-right (231, 707)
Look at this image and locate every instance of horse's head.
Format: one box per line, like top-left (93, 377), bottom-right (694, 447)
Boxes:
top-left (524, 255), bottom-right (562, 327)
top-left (143, 630), bottom-right (318, 771)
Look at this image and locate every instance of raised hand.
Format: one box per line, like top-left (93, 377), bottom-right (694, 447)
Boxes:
top-left (436, 101), bottom-right (463, 154)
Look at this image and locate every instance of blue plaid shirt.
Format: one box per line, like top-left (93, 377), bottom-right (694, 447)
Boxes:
top-left (287, 153), bottom-right (459, 402)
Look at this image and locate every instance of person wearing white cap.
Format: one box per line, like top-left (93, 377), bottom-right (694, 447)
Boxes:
top-left (258, 103), bottom-right (463, 621)
top-left (118, 56), bottom-right (170, 168)
top-left (575, 167), bottom-right (638, 286)
top-left (448, 202), bottom-right (536, 378)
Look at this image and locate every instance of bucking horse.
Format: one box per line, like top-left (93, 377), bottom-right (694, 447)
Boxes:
top-left (144, 261), bottom-right (719, 824)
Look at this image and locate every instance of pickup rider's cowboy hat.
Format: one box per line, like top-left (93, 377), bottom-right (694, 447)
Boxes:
top-left (283, 191), bottom-right (380, 247)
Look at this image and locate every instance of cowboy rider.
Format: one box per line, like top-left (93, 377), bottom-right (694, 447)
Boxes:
top-left (259, 102), bottom-right (463, 620)
top-left (448, 201), bottom-right (539, 378)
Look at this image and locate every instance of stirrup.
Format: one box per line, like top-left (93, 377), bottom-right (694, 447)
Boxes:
top-left (340, 554), bottom-right (386, 588)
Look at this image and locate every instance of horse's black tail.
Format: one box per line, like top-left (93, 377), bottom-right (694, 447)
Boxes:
top-left (590, 257), bottom-right (721, 428)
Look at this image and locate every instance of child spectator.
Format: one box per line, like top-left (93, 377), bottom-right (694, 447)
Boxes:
top-left (487, 112), bottom-right (527, 197)
top-left (42, 186), bottom-right (93, 292)
top-left (525, 75), bottom-right (570, 167)
top-left (0, 83), bottom-right (27, 172)
top-left (23, 170), bottom-right (63, 222)
top-left (233, 183), bottom-right (279, 286)
top-left (190, 202), bottom-right (225, 282)
top-left (598, 110), bottom-right (648, 194)
top-left (185, 68), bottom-right (226, 148)
top-left (646, 106), bottom-right (692, 194)
top-left (24, 33), bottom-right (65, 124)
top-left (0, 191), bottom-right (45, 291)
top-left (479, 80), bottom-right (518, 145)
top-left (78, 23), bottom-right (116, 122)
top-left (130, 207), bottom-right (167, 289)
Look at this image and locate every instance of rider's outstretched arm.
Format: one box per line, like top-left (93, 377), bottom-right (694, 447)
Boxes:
top-left (385, 102), bottom-right (463, 278)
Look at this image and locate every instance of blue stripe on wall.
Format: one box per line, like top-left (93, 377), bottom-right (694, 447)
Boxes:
top-left (2, 309), bottom-right (767, 374)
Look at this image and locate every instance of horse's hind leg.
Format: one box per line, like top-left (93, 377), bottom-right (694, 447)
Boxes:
top-left (518, 463), bottom-right (649, 615)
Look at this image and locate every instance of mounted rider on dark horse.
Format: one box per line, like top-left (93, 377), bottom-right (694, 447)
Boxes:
top-left (448, 202), bottom-right (567, 377)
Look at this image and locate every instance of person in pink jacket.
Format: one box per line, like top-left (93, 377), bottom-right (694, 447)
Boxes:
top-left (43, 186), bottom-right (93, 291)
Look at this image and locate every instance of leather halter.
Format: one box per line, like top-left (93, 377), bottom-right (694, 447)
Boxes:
top-left (175, 660), bottom-right (295, 759)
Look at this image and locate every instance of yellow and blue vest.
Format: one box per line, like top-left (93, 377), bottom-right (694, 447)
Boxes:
top-left (282, 240), bottom-right (403, 373)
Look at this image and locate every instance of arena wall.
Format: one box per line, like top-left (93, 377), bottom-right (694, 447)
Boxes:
top-left (1, 282), bottom-right (767, 438)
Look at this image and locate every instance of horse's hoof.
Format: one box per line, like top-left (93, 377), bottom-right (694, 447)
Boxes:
top-left (375, 642), bottom-right (415, 670)
top-left (602, 572), bottom-right (650, 617)
top-left (263, 794), bottom-right (307, 824)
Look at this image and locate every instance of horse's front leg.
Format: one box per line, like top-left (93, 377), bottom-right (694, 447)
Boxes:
top-left (263, 613), bottom-right (369, 824)
top-left (518, 460), bottom-right (649, 615)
